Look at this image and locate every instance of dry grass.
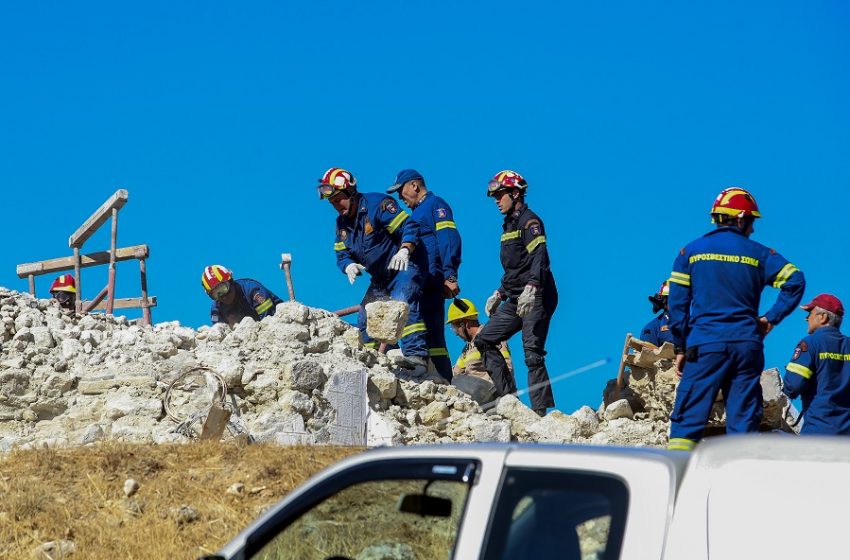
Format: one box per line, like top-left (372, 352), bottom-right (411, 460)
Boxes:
top-left (0, 442), bottom-right (360, 559)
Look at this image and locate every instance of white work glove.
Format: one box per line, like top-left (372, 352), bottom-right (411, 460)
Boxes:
top-left (345, 263), bottom-right (366, 285)
top-left (387, 247), bottom-right (410, 271)
top-left (484, 290), bottom-right (503, 317)
top-left (516, 284), bottom-right (538, 318)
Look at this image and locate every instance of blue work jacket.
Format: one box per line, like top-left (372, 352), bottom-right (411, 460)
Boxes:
top-left (410, 191), bottom-right (462, 282)
top-left (210, 278), bottom-right (282, 326)
top-left (640, 312), bottom-right (674, 347)
top-left (334, 192), bottom-right (425, 284)
top-left (783, 326), bottom-right (850, 435)
top-left (668, 226), bottom-right (805, 349)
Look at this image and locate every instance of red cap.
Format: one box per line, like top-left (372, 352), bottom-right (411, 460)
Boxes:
top-left (801, 293), bottom-right (844, 317)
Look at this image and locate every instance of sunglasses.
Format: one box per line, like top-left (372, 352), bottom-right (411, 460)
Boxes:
top-left (210, 281), bottom-right (231, 301)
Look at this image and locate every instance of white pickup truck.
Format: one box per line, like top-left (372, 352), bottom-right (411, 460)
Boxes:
top-left (204, 435), bottom-right (850, 560)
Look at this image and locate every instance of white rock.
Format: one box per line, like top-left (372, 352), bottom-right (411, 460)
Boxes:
top-left (605, 399), bottom-right (634, 421)
top-left (104, 393), bottom-right (163, 420)
top-left (31, 539), bottom-right (76, 559)
top-left (364, 300), bottom-right (409, 343)
top-left (123, 478), bottom-right (140, 497)
top-left (420, 401), bottom-right (450, 425)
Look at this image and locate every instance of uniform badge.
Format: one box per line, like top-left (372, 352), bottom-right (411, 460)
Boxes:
top-left (527, 220), bottom-right (542, 236)
top-left (253, 292), bottom-right (266, 305)
top-left (382, 200), bottom-right (398, 214)
top-left (436, 208), bottom-right (447, 218)
top-left (660, 325), bottom-right (669, 332)
top-left (793, 341), bottom-right (808, 360)
top-left (364, 218), bottom-right (374, 235)
top-left (339, 229), bottom-right (348, 241)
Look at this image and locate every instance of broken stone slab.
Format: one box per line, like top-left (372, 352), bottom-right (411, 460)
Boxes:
top-left (323, 368), bottom-right (368, 445)
top-left (495, 394), bottom-right (540, 434)
top-left (364, 301), bottom-right (409, 344)
top-left (366, 410), bottom-right (403, 446)
top-left (367, 371), bottom-right (398, 401)
top-left (78, 374), bottom-right (156, 395)
top-left (283, 360), bottom-right (326, 393)
top-left (31, 539), bottom-right (76, 560)
top-left (249, 411), bottom-right (313, 445)
top-left (572, 405), bottom-right (600, 438)
top-left (525, 411), bottom-right (580, 443)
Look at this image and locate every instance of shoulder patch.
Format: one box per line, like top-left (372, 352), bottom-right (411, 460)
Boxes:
top-left (382, 199), bottom-right (398, 214)
top-left (679, 248), bottom-right (686, 256)
top-left (338, 228), bottom-right (348, 240)
top-left (770, 248), bottom-right (777, 255)
top-left (793, 340), bottom-right (808, 360)
top-left (364, 218), bottom-right (374, 235)
top-left (436, 208), bottom-right (447, 218)
top-left (253, 292), bottom-right (266, 305)
top-left (660, 325), bottom-right (669, 332)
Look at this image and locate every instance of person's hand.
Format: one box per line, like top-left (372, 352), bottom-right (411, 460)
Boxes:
top-left (345, 263), bottom-right (366, 285)
top-left (516, 284), bottom-right (538, 317)
top-left (442, 278), bottom-right (460, 298)
top-left (387, 248), bottom-right (410, 271)
top-left (675, 353), bottom-right (686, 377)
top-left (758, 316), bottom-right (774, 337)
top-left (484, 290), bottom-right (503, 317)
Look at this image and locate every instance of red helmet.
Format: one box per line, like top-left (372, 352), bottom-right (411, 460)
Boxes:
top-left (487, 170), bottom-right (528, 197)
top-left (710, 187), bottom-right (761, 219)
top-left (201, 264), bottom-right (233, 295)
top-left (49, 274), bottom-right (76, 294)
top-left (318, 167), bottom-right (357, 200)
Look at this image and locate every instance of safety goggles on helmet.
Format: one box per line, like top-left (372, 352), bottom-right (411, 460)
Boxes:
top-left (487, 183), bottom-right (513, 198)
top-left (210, 280), bottom-right (231, 301)
top-left (318, 184), bottom-right (337, 200)
top-left (54, 291), bottom-right (74, 304)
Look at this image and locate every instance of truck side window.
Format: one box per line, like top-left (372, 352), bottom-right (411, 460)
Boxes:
top-left (482, 469), bottom-right (629, 560)
top-left (248, 478), bottom-right (470, 560)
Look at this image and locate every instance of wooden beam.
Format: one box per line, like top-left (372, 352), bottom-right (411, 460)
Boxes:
top-left (68, 189), bottom-right (129, 248)
top-left (16, 245), bottom-right (149, 278)
top-left (81, 296), bottom-right (157, 311)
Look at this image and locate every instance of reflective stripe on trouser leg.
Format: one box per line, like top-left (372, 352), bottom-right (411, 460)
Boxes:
top-left (389, 268), bottom-right (428, 358)
top-left (422, 283), bottom-right (452, 381)
top-left (474, 300), bottom-right (522, 396)
top-left (669, 343), bottom-right (731, 443)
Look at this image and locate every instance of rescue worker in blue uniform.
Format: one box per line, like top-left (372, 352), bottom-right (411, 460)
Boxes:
top-left (387, 168), bottom-right (462, 381)
top-left (474, 170), bottom-right (558, 416)
top-left (201, 264), bottom-right (282, 327)
top-left (319, 167), bottom-right (429, 368)
top-left (640, 281), bottom-right (674, 346)
top-left (783, 293), bottom-right (850, 435)
top-left (667, 187), bottom-right (805, 451)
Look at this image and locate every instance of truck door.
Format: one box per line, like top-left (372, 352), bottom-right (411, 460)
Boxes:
top-left (232, 458), bottom-right (478, 560)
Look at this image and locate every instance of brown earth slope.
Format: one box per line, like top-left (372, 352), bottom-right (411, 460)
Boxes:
top-left (0, 442), bottom-right (360, 559)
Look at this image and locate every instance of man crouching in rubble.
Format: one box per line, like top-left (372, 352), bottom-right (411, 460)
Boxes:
top-left (202, 264), bottom-right (282, 327)
top-left (319, 167), bottom-right (430, 373)
top-left (446, 298), bottom-right (512, 405)
top-left (49, 274), bottom-right (77, 313)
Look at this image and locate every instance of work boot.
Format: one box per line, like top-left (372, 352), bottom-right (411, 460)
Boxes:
top-left (397, 355), bottom-right (428, 375)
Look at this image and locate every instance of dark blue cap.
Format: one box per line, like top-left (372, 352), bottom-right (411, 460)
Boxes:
top-left (387, 169), bottom-right (424, 194)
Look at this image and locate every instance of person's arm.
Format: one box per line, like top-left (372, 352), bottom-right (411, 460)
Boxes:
top-left (434, 202), bottom-right (462, 281)
top-left (246, 282), bottom-right (279, 319)
top-left (667, 248), bottom-right (692, 364)
top-left (335, 227), bottom-right (356, 274)
top-left (783, 338), bottom-right (815, 399)
top-left (762, 251), bottom-right (805, 327)
top-left (378, 197), bottom-right (417, 252)
top-left (520, 218), bottom-right (550, 289)
top-left (210, 302), bottom-right (221, 325)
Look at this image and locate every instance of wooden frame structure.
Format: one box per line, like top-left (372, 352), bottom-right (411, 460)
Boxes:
top-left (16, 189), bottom-right (156, 325)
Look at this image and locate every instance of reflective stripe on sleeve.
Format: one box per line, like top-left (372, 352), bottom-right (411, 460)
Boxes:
top-left (501, 231), bottom-right (521, 242)
top-left (435, 221), bottom-right (456, 230)
top-left (401, 322), bottom-right (427, 338)
top-left (786, 362), bottom-right (813, 379)
top-left (668, 271), bottom-right (691, 287)
top-left (386, 211), bottom-right (410, 234)
top-left (773, 263), bottom-right (800, 289)
top-left (526, 236), bottom-right (546, 253)
top-left (254, 299), bottom-right (273, 315)
top-left (334, 242), bottom-right (346, 251)
top-left (428, 347), bottom-right (449, 357)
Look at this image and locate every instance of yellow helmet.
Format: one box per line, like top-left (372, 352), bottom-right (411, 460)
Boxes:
top-left (447, 299), bottom-right (478, 324)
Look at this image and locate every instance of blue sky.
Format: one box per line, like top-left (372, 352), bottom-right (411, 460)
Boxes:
top-left (2, 1), bottom-right (848, 413)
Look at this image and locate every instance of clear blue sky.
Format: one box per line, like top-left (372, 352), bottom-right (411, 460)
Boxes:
top-left (2, 1), bottom-right (849, 413)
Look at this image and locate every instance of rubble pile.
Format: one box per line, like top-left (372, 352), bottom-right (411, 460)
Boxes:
top-left (0, 287), bottom-right (688, 451)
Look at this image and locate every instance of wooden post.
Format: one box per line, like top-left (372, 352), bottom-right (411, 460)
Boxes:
top-left (73, 247), bottom-right (82, 314)
top-left (106, 208), bottom-right (118, 314)
top-left (83, 285), bottom-right (109, 313)
top-left (280, 253), bottom-right (296, 301)
top-left (28, 275), bottom-right (35, 296)
top-left (140, 257), bottom-right (152, 326)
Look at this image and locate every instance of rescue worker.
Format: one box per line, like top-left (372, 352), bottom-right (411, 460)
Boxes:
top-left (667, 187), bottom-right (805, 451)
top-left (640, 281), bottom-right (674, 346)
top-left (202, 264), bottom-right (282, 327)
top-left (49, 274), bottom-right (77, 312)
top-left (319, 167), bottom-right (429, 370)
top-left (474, 170), bottom-right (558, 416)
top-left (783, 294), bottom-right (850, 435)
top-left (446, 298), bottom-right (512, 383)
top-left (387, 168), bottom-right (462, 380)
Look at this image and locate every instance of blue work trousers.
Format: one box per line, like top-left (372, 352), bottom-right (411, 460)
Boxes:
top-left (669, 341), bottom-right (765, 443)
top-left (421, 278), bottom-right (452, 381)
top-left (358, 268), bottom-right (428, 358)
